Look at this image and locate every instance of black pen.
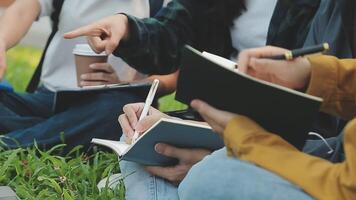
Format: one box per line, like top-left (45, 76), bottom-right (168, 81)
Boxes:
top-left (266, 43), bottom-right (330, 60)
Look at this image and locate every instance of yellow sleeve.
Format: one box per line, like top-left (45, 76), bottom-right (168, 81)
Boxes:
top-left (224, 55), bottom-right (356, 199)
top-left (307, 55), bottom-right (356, 120)
top-left (224, 117), bottom-right (356, 200)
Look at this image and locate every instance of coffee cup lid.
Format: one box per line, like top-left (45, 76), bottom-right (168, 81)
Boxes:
top-left (73, 44), bottom-right (107, 56)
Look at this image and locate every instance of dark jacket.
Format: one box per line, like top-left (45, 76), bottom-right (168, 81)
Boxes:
top-left (303, 0), bottom-right (355, 58)
top-left (116, 0), bottom-right (320, 74)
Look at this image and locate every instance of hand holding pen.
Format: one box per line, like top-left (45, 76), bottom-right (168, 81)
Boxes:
top-left (237, 44), bottom-right (329, 90)
top-left (131, 79), bottom-right (160, 143)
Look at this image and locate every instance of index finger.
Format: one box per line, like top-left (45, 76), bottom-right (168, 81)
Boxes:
top-left (63, 24), bottom-right (106, 39)
top-left (122, 103), bottom-right (145, 128)
top-left (238, 46), bottom-right (288, 73)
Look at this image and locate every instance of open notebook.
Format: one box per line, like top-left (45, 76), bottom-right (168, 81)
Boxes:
top-left (92, 118), bottom-right (224, 166)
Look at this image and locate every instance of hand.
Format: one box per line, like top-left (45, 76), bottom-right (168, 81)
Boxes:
top-left (145, 143), bottom-right (211, 186)
top-left (118, 103), bottom-right (169, 144)
top-left (238, 46), bottom-right (312, 90)
top-left (64, 14), bottom-right (129, 55)
top-left (80, 63), bottom-right (120, 87)
top-left (191, 100), bottom-right (237, 136)
top-left (0, 41), bottom-right (7, 80)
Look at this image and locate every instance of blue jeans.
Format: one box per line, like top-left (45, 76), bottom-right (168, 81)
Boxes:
top-left (120, 146), bottom-right (314, 200)
top-left (0, 87), bottom-right (144, 152)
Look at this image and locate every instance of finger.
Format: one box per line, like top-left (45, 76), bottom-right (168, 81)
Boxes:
top-left (118, 114), bottom-right (134, 138)
top-left (155, 143), bottom-right (211, 163)
top-left (190, 100), bottom-right (222, 122)
top-left (145, 166), bottom-right (173, 180)
top-left (89, 63), bottom-right (115, 73)
top-left (238, 46), bottom-right (288, 73)
top-left (88, 36), bottom-right (107, 54)
top-left (191, 100), bottom-right (235, 134)
top-left (154, 143), bottom-right (191, 160)
top-left (80, 81), bottom-right (107, 87)
top-left (135, 115), bottom-right (162, 133)
top-left (63, 24), bottom-right (105, 39)
top-left (81, 72), bottom-right (110, 82)
top-left (122, 103), bottom-right (144, 128)
top-left (249, 58), bottom-right (285, 75)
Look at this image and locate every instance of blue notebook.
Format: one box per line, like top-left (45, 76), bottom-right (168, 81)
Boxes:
top-left (92, 118), bottom-right (224, 166)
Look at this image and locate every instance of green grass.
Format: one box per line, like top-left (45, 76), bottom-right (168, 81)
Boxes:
top-left (5, 46), bottom-right (42, 91)
top-left (0, 144), bottom-right (124, 199)
top-left (1, 45), bottom-right (187, 199)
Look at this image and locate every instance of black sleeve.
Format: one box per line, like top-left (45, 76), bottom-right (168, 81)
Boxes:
top-left (113, 0), bottom-right (198, 75)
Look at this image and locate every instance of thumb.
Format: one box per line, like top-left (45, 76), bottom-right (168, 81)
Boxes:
top-left (155, 143), bottom-right (190, 159)
top-left (104, 32), bottom-right (121, 55)
top-left (191, 100), bottom-right (219, 121)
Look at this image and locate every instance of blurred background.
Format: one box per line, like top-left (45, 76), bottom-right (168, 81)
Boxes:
top-left (0, 0), bottom-right (186, 111)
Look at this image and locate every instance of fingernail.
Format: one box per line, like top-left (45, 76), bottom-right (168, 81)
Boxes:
top-left (155, 144), bottom-right (165, 154)
top-left (89, 64), bottom-right (95, 68)
top-left (81, 74), bottom-right (87, 79)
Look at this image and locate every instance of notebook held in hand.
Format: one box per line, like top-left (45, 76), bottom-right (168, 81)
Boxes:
top-left (92, 118), bottom-right (224, 166)
top-left (175, 45), bottom-right (323, 150)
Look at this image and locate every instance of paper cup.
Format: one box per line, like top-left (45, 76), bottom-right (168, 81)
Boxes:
top-left (73, 44), bottom-right (108, 87)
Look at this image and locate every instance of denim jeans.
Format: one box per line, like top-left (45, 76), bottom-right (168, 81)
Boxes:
top-left (120, 140), bottom-right (315, 200)
top-left (0, 87), bottom-right (144, 152)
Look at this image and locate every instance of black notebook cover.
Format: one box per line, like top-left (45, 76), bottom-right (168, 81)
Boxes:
top-left (175, 45), bottom-right (323, 150)
top-left (53, 82), bottom-right (151, 113)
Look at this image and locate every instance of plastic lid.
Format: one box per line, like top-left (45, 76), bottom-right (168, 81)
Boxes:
top-left (72, 44), bottom-right (107, 56)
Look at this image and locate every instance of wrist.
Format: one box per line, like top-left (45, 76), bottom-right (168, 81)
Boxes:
top-left (118, 14), bottom-right (130, 41)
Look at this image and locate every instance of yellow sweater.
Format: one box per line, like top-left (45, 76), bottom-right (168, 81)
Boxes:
top-left (224, 55), bottom-right (356, 200)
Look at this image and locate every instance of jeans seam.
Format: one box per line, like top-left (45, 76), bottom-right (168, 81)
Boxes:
top-left (149, 175), bottom-right (158, 200)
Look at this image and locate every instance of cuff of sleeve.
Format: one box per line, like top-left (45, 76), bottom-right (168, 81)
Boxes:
top-left (113, 14), bottom-right (142, 57)
top-left (306, 55), bottom-right (337, 102)
top-left (223, 116), bottom-right (266, 157)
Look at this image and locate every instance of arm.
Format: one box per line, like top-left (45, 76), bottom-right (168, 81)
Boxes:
top-left (190, 98), bottom-right (356, 200)
top-left (64, 0), bottom-right (202, 75)
top-left (118, 103), bottom-right (211, 185)
top-left (146, 70), bottom-right (179, 96)
top-left (219, 47), bottom-right (356, 199)
top-left (307, 55), bottom-right (356, 120)
top-left (0, 0), bottom-right (41, 49)
top-left (0, 0), bottom-right (41, 79)
top-left (224, 116), bottom-right (356, 200)
top-left (113, 0), bottom-right (196, 75)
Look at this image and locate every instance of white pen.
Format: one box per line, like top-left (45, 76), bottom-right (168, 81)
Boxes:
top-left (131, 79), bottom-right (160, 143)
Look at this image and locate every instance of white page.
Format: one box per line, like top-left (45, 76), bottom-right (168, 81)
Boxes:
top-left (91, 139), bottom-right (130, 156)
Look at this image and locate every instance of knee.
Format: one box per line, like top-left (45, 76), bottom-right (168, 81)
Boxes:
top-left (178, 152), bottom-right (237, 200)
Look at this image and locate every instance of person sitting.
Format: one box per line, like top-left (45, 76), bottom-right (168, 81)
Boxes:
top-left (118, 46), bottom-right (356, 199)
top-left (0, 0), bottom-right (177, 152)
